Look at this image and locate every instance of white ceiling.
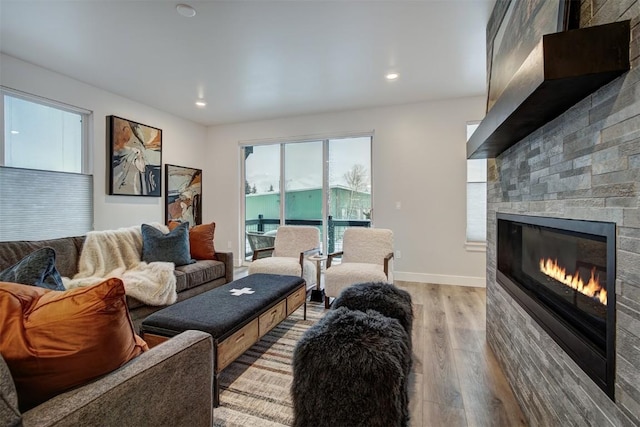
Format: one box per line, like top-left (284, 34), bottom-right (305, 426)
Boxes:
top-left (0, 0), bottom-right (493, 126)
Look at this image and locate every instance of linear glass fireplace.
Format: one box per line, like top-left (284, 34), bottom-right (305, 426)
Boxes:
top-left (496, 213), bottom-right (616, 399)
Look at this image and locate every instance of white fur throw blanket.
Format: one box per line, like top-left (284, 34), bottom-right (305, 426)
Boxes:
top-left (63, 224), bottom-right (177, 306)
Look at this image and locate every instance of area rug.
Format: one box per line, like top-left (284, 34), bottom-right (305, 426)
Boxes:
top-left (213, 302), bottom-right (326, 427)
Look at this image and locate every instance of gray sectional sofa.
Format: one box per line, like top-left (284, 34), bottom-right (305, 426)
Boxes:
top-left (0, 234), bottom-right (234, 331)
top-left (1, 330), bottom-right (214, 427)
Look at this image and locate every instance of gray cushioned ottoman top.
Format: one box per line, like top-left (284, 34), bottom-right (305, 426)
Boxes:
top-left (140, 273), bottom-right (304, 341)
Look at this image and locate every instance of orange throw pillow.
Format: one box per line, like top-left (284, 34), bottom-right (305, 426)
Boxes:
top-left (0, 278), bottom-right (148, 411)
top-left (168, 221), bottom-right (216, 260)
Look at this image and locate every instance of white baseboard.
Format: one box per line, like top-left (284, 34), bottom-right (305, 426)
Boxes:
top-left (393, 271), bottom-right (486, 288)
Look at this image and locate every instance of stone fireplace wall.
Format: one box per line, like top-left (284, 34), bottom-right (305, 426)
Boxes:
top-left (486, 1), bottom-right (640, 425)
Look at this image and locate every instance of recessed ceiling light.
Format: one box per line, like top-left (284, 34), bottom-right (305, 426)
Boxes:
top-left (386, 72), bottom-right (399, 80)
top-left (195, 100), bottom-right (207, 107)
top-left (176, 4), bottom-right (196, 18)
top-left (10, 130), bottom-right (19, 135)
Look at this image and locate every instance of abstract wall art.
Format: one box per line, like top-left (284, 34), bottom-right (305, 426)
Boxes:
top-left (108, 115), bottom-right (162, 196)
top-left (165, 164), bottom-right (202, 227)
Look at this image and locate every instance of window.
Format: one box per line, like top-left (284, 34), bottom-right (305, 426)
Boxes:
top-left (466, 122), bottom-right (486, 249)
top-left (4, 91), bottom-right (87, 173)
top-left (1, 88), bottom-right (93, 241)
top-left (242, 135), bottom-right (372, 261)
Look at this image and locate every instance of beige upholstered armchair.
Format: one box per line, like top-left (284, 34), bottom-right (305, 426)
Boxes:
top-left (324, 227), bottom-right (394, 308)
top-left (248, 225), bottom-right (320, 290)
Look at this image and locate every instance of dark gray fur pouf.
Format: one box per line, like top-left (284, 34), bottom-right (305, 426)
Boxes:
top-left (333, 282), bottom-right (413, 342)
top-left (291, 307), bottom-right (411, 427)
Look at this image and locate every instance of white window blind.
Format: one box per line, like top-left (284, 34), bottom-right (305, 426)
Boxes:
top-left (466, 123), bottom-right (486, 244)
top-left (0, 167), bottom-right (93, 241)
top-left (1, 88), bottom-right (93, 241)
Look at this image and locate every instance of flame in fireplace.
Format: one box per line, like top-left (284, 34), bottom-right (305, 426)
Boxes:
top-left (539, 258), bottom-right (607, 305)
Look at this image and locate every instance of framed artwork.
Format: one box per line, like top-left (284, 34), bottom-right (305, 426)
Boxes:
top-left (165, 164), bottom-right (202, 227)
top-left (108, 115), bottom-right (162, 196)
top-left (486, 0), bottom-right (577, 113)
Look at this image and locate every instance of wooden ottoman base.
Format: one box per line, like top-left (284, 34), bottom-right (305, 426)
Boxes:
top-left (140, 273), bottom-right (307, 406)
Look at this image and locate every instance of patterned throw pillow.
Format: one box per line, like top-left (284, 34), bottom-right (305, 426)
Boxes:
top-left (0, 247), bottom-right (65, 291)
top-left (141, 222), bottom-right (194, 266)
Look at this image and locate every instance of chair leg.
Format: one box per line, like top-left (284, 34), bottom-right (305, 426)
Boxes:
top-left (324, 295), bottom-right (330, 309)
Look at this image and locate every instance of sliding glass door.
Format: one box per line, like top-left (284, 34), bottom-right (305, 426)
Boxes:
top-left (244, 144), bottom-right (280, 258)
top-left (284, 140), bottom-right (324, 249)
top-left (327, 137), bottom-right (371, 253)
top-left (243, 136), bottom-right (372, 261)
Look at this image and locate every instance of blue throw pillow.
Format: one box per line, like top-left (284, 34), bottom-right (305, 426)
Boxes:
top-left (0, 247), bottom-right (65, 291)
top-left (141, 222), bottom-right (194, 266)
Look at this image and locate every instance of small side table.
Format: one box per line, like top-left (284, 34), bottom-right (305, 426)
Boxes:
top-left (307, 254), bottom-right (327, 303)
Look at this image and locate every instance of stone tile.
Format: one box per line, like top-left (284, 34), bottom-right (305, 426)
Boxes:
top-left (620, 138), bottom-right (640, 157)
top-left (616, 357), bottom-right (640, 404)
top-left (592, 182), bottom-right (637, 197)
top-left (548, 174), bottom-right (592, 193)
top-left (623, 208), bottom-right (640, 227)
top-left (602, 114), bottom-right (640, 143)
top-left (618, 250), bottom-right (640, 288)
top-left (539, 173), bottom-right (560, 184)
top-left (530, 182), bottom-right (549, 197)
top-left (560, 165), bottom-right (592, 178)
top-left (557, 188), bottom-right (594, 199)
top-left (606, 197), bottom-right (638, 208)
top-left (618, 265), bottom-right (640, 287)
top-left (564, 126), bottom-right (600, 154)
top-left (565, 207), bottom-right (623, 223)
top-left (618, 324), bottom-right (640, 364)
top-left (565, 198), bottom-right (606, 208)
top-left (593, 157), bottom-right (629, 175)
top-left (619, 235), bottom-right (640, 252)
top-left (530, 166), bottom-right (551, 183)
top-left (573, 154), bottom-right (593, 168)
top-left (549, 160), bottom-right (573, 175)
top-left (620, 226), bottom-right (640, 239)
top-left (592, 145), bottom-right (621, 162)
top-left (615, 386), bottom-right (640, 427)
top-left (528, 157), bottom-right (550, 171)
top-left (619, 292), bottom-right (640, 320)
top-left (630, 153), bottom-right (640, 169)
top-left (549, 153), bottom-right (565, 165)
top-left (590, 86), bottom-right (636, 124)
top-left (592, 169), bottom-right (640, 188)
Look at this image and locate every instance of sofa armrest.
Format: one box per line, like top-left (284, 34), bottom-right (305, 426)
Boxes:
top-left (22, 330), bottom-right (213, 427)
top-left (215, 251), bottom-right (234, 283)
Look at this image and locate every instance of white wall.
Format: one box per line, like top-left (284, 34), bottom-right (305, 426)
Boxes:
top-left (0, 54), bottom-right (207, 230)
top-left (206, 98), bottom-right (488, 286)
top-left (1, 54), bottom-right (487, 285)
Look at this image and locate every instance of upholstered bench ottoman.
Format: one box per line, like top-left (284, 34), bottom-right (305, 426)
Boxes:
top-left (140, 273), bottom-right (307, 406)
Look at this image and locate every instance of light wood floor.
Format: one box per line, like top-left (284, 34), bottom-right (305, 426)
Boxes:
top-left (395, 280), bottom-right (527, 427)
top-left (234, 268), bottom-right (526, 426)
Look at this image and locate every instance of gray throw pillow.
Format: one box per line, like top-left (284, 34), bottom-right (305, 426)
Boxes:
top-left (0, 355), bottom-right (22, 426)
top-left (141, 222), bottom-right (194, 266)
top-left (0, 247), bottom-right (65, 291)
